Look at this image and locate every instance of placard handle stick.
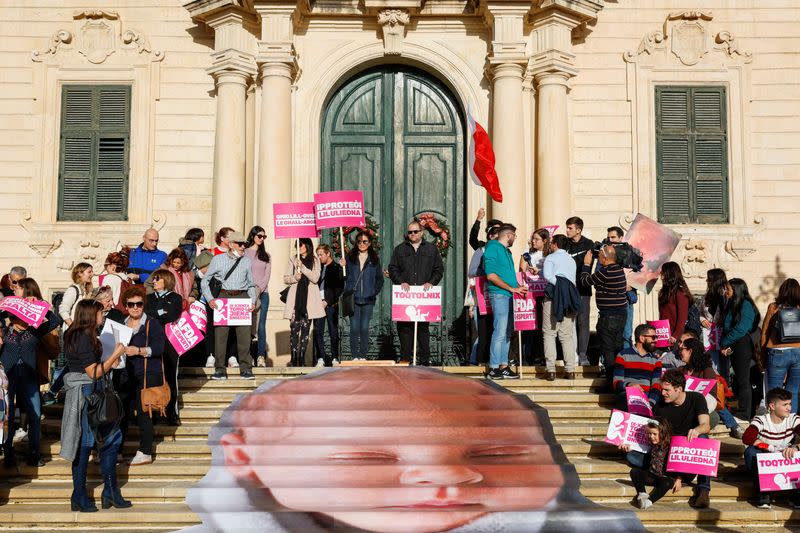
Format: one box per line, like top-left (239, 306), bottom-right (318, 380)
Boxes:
top-left (413, 320), bottom-right (418, 367)
top-left (296, 238), bottom-right (300, 261)
top-left (339, 227), bottom-right (347, 276)
top-left (518, 330), bottom-right (523, 379)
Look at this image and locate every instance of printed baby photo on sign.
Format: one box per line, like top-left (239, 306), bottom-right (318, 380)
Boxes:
top-left (182, 367), bottom-right (644, 533)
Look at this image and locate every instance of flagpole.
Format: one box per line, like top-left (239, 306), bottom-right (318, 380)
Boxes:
top-left (339, 227), bottom-right (347, 277)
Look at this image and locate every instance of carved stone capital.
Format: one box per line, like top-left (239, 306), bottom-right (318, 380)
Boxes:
top-left (207, 49), bottom-right (257, 80)
top-left (378, 9), bottom-right (411, 55)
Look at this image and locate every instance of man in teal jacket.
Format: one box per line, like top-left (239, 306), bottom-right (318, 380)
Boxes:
top-left (484, 223), bottom-right (527, 380)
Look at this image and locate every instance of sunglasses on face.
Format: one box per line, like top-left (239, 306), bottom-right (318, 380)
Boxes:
top-left (642, 335), bottom-right (657, 339)
top-left (9, 280), bottom-right (19, 286)
top-left (126, 301), bottom-right (144, 308)
top-left (152, 276), bottom-right (161, 282)
top-left (357, 239), bottom-right (370, 244)
top-left (407, 230), bottom-right (422, 235)
top-left (255, 234), bottom-right (266, 239)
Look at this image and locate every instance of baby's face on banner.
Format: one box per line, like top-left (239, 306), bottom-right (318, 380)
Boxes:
top-left (222, 368), bottom-right (564, 533)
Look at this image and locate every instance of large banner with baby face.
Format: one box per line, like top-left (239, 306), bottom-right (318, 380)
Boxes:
top-left (181, 367), bottom-right (645, 532)
top-left (623, 214), bottom-right (681, 293)
top-left (391, 285), bottom-right (442, 322)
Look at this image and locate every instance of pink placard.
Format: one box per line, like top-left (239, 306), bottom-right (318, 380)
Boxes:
top-left (757, 453), bottom-right (800, 492)
top-left (273, 202), bottom-right (318, 239)
top-left (313, 190), bottom-right (366, 229)
top-left (704, 325), bottom-right (721, 352)
top-left (648, 319), bottom-right (671, 348)
top-left (166, 312), bottom-right (204, 356)
top-left (514, 273), bottom-right (537, 331)
top-left (0, 297), bottom-right (51, 328)
top-left (213, 298), bottom-right (252, 326)
top-left (604, 409), bottom-right (652, 453)
top-left (539, 224), bottom-right (559, 237)
top-left (391, 285), bottom-right (442, 322)
top-left (685, 377), bottom-right (716, 398)
top-left (626, 387), bottom-right (654, 417)
top-left (474, 277), bottom-right (492, 315)
top-left (189, 301), bottom-right (207, 333)
top-left (520, 271), bottom-right (548, 298)
top-left (666, 436), bottom-right (720, 477)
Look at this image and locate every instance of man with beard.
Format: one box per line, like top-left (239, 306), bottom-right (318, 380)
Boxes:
top-left (484, 224), bottom-right (526, 380)
top-left (612, 323), bottom-right (663, 411)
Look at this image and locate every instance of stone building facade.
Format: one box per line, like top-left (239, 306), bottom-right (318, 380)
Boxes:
top-left (1, 0), bottom-right (797, 361)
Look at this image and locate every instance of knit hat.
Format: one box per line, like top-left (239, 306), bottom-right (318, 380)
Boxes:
top-left (194, 250), bottom-right (213, 270)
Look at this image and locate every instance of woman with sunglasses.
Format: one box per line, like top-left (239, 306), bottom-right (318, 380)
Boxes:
top-left (245, 226), bottom-right (272, 367)
top-left (678, 337), bottom-right (721, 428)
top-left (1, 278), bottom-right (61, 467)
top-left (60, 299), bottom-right (129, 512)
top-left (145, 269), bottom-right (183, 426)
top-left (120, 285), bottom-right (166, 466)
top-left (340, 230), bottom-right (384, 359)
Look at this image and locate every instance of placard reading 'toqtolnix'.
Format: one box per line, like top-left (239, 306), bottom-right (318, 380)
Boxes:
top-left (391, 285), bottom-right (442, 323)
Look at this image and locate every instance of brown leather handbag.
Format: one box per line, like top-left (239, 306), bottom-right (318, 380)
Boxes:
top-left (35, 329), bottom-right (61, 385)
top-left (139, 320), bottom-right (171, 417)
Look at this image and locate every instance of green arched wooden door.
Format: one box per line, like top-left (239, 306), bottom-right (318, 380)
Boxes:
top-left (321, 66), bottom-right (466, 364)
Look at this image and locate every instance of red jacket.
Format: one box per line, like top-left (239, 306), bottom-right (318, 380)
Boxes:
top-left (659, 290), bottom-right (690, 340)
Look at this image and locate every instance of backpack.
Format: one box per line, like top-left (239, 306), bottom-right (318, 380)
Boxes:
top-left (685, 299), bottom-right (702, 337)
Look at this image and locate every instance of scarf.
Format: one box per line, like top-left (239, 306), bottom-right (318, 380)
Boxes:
top-left (293, 255), bottom-right (313, 320)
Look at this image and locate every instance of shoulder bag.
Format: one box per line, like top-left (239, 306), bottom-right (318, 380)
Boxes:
top-left (778, 306), bottom-right (800, 344)
top-left (340, 263), bottom-right (366, 318)
top-left (139, 320), bottom-right (171, 417)
top-left (86, 362), bottom-right (124, 444)
top-left (209, 256), bottom-right (243, 298)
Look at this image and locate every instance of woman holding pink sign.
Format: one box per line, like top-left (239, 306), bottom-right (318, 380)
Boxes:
top-left (283, 238), bottom-right (324, 367)
top-left (1, 277), bottom-right (61, 468)
top-left (626, 417), bottom-right (680, 509)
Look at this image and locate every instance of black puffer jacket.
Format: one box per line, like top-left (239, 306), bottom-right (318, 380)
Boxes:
top-left (388, 240), bottom-right (444, 286)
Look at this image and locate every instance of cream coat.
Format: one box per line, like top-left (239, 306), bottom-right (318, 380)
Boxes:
top-left (282, 257), bottom-right (325, 320)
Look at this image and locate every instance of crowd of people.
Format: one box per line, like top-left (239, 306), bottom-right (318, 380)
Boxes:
top-left (0, 212), bottom-right (798, 513)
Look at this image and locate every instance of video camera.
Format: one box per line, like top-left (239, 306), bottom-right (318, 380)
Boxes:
top-left (591, 240), bottom-right (644, 272)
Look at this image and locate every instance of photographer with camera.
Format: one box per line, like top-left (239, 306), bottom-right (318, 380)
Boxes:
top-left (581, 244), bottom-right (628, 386)
top-left (607, 226), bottom-right (638, 349)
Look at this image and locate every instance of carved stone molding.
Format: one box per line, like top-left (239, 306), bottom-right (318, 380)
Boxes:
top-left (378, 9), bottom-right (411, 55)
top-left (79, 240), bottom-right (101, 261)
top-left (624, 10), bottom-right (751, 66)
top-left (31, 9), bottom-right (164, 64)
top-left (29, 239), bottom-right (63, 259)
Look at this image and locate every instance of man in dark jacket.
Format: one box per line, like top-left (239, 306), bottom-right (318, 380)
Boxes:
top-left (313, 244), bottom-right (344, 367)
top-left (388, 220), bottom-right (444, 365)
top-left (564, 216), bottom-right (594, 366)
top-left (468, 207), bottom-right (503, 251)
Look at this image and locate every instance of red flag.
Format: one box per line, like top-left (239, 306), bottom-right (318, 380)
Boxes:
top-left (467, 108), bottom-right (503, 202)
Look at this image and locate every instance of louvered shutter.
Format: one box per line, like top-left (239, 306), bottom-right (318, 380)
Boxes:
top-left (656, 86), bottom-right (729, 224)
top-left (58, 85), bottom-right (130, 221)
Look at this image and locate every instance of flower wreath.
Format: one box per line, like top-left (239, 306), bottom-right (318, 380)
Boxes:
top-left (329, 214), bottom-right (382, 257)
top-left (416, 213), bottom-right (451, 259)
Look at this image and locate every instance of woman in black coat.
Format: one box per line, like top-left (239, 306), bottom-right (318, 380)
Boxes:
top-left (145, 269), bottom-right (183, 426)
top-left (122, 286), bottom-right (166, 466)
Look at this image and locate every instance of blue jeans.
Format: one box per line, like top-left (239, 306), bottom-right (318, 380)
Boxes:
top-left (350, 303), bottom-right (374, 358)
top-left (3, 364), bottom-right (41, 463)
top-left (623, 302), bottom-right (634, 350)
top-left (50, 365), bottom-right (67, 394)
top-left (767, 348), bottom-right (800, 413)
top-left (709, 350), bottom-right (730, 386)
top-left (256, 292), bottom-right (270, 356)
top-left (314, 304), bottom-right (340, 365)
top-left (488, 293), bottom-right (512, 369)
top-left (719, 408), bottom-right (738, 429)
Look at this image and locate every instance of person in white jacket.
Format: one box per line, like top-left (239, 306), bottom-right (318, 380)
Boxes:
top-left (58, 262), bottom-right (94, 328)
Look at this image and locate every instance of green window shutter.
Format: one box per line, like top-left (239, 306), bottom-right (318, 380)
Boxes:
top-left (58, 85), bottom-right (131, 221)
top-left (656, 86), bottom-right (729, 224)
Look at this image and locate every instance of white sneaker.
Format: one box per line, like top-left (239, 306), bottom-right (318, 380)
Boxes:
top-left (635, 493), bottom-right (652, 510)
top-left (13, 428), bottom-right (27, 444)
top-left (332, 359), bottom-right (340, 366)
top-left (228, 356), bottom-right (239, 368)
top-left (315, 359), bottom-right (325, 367)
top-left (256, 356), bottom-right (266, 368)
top-left (205, 355), bottom-right (215, 368)
top-left (129, 451), bottom-right (153, 466)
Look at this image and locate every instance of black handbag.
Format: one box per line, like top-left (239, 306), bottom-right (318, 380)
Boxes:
top-left (85, 365), bottom-right (123, 444)
top-left (209, 256), bottom-right (243, 298)
top-left (340, 266), bottom-right (365, 318)
top-left (279, 286), bottom-right (290, 304)
top-left (778, 307), bottom-right (800, 343)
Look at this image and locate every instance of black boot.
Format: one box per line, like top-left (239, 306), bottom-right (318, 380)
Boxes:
top-left (100, 445), bottom-right (132, 509)
top-left (71, 448), bottom-right (97, 512)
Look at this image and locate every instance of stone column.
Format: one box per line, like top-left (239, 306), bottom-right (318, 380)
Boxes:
top-left (485, 3), bottom-right (530, 255)
top-left (244, 82), bottom-right (256, 230)
top-left (209, 59), bottom-right (253, 232)
top-left (528, 0), bottom-right (603, 228)
top-left (534, 71), bottom-right (571, 226)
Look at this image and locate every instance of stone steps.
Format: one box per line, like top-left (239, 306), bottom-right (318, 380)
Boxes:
top-left (5, 365), bottom-right (789, 531)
